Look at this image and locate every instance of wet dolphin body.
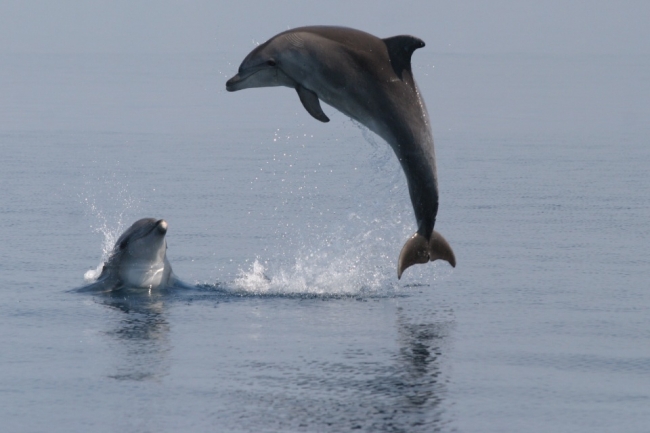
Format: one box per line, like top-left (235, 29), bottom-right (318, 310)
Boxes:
top-left (78, 218), bottom-right (185, 292)
top-left (226, 26), bottom-right (455, 278)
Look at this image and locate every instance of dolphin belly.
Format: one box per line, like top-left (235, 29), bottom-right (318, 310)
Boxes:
top-left (120, 262), bottom-right (166, 289)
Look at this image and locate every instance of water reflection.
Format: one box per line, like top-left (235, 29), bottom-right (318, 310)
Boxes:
top-left (98, 290), bottom-right (171, 381)
top-left (351, 305), bottom-right (451, 432)
top-left (229, 298), bottom-right (454, 433)
top-left (381, 306), bottom-right (451, 430)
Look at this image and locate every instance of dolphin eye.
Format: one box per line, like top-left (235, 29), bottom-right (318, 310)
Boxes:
top-left (119, 240), bottom-right (128, 250)
top-left (266, 59), bottom-right (276, 66)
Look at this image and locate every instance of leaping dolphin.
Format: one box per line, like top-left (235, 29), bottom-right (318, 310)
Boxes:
top-left (78, 218), bottom-right (186, 292)
top-left (226, 26), bottom-right (456, 278)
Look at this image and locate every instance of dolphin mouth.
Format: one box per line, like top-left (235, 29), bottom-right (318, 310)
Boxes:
top-left (225, 75), bottom-right (239, 91)
top-left (226, 69), bottom-right (261, 92)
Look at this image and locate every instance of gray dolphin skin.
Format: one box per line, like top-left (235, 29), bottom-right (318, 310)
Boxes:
top-left (226, 26), bottom-right (456, 278)
top-left (78, 218), bottom-right (183, 292)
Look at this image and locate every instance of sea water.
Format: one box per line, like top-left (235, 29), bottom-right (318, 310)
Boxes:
top-left (0, 52), bottom-right (648, 432)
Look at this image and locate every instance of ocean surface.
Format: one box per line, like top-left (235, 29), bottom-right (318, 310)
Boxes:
top-left (1, 51), bottom-right (648, 432)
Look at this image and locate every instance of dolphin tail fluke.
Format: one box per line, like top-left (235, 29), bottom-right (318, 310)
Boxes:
top-left (429, 230), bottom-right (456, 268)
top-left (397, 231), bottom-right (456, 279)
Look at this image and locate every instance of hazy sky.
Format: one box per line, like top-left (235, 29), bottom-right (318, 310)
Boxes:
top-left (1, 0), bottom-right (648, 55)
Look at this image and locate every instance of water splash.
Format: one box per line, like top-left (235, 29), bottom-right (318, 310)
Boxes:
top-left (83, 263), bottom-right (105, 283)
top-left (226, 120), bottom-right (426, 297)
top-left (229, 223), bottom-right (453, 298)
top-left (231, 211), bottom-right (407, 296)
top-left (232, 255), bottom-right (397, 297)
top-left (78, 173), bottom-right (140, 282)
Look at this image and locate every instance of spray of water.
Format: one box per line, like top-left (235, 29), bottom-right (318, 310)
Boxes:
top-left (230, 120), bottom-right (426, 296)
top-left (78, 174), bottom-right (140, 282)
top-left (232, 224), bottom-right (399, 296)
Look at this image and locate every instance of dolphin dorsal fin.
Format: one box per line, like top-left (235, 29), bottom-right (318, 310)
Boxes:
top-left (382, 35), bottom-right (425, 79)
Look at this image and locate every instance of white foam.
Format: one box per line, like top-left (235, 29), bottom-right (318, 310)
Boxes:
top-left (231, 219), bottom-right (404, 296)
top-left (232, 256), bottom-right (396, 296)
top-left (84, 263), bottom-right (105, 283)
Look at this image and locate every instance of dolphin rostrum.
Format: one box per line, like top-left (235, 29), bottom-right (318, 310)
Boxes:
top-left (78, 218), bottom-right (186, 292)
top-left (226, 26), bottom-right (456, 278)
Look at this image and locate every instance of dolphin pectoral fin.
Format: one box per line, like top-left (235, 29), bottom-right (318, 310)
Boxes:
top-left (398, 233), bottom-right (430, 279)
top-left (382, 35), bottom-right (425, 79)
top-left (397, 231), bottom-right (456, 279)
top-left (296, 85), bottom-right (330, 122)
top-left (429, 230), bottom-right (456, 268)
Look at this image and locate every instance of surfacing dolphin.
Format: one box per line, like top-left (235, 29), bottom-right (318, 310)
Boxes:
top-left (226, 26), bottom-right (456, 278)
top-left (78, 218), bottom-right (187, 292)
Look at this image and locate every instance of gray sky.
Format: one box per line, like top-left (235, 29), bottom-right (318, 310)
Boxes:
top-left (1, 0), bottom-right (648, 55)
